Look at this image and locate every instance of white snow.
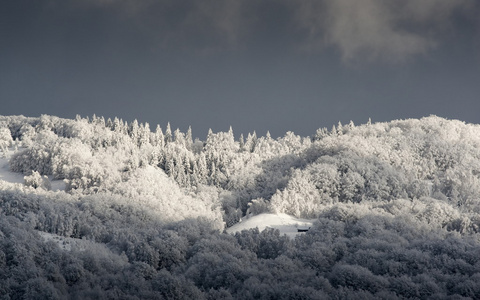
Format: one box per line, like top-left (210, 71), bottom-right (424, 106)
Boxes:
top-left (0, 149), bottom-right (66, 191)
top-left (48, 175), bottom-right (67, 192)
top-left (226, 213), bottom-right (316, 238)
top-left (0, 152), bottom-right (24, 184)
top-left (37, 231), bottom-right (109, 253)
top-left (37, 231), bottom-right (76, 251)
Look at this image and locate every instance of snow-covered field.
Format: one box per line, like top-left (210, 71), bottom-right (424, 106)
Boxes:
top-left (0, 149), bottom-right (66, 191)
top-left (226, 213), bottom-right (315, 238)
top-left (0, 151), bottom-right (24, 184)
top-left (48, 175), bottom-right (66, 191)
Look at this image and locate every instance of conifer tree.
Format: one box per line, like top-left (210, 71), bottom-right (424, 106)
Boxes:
top-left (337, 121), bottom-right (343, 135)
top-left (245, 131), bottom-right (257, 152)
top-left (99, 116), bottom-right (106, 127)
top-left (129, 119), bottom-right (140, 146)
top-left (174, 128), bottom-right (185, 147)
top-left (239, 133), bottom-right (245, 150)
top-left (197, 154), bottom-right (208, 183)
top-left (139, 122), bottom-right (150, 147)
top-left (165, 158), bottom-right (175, 178)
top-left (154, 125), bottom-right (164, 148)
top-left (191, 163), bottom-right (199, 186)
top-left (175, 156), bottom-right (186, 185)
top-left (207, 128), bottom-right (214, 141)
top-left (209, 161), bottom-right (216, 185)
top-left (314, 127), bottom-right (329, 140)
top-left (349, 120), bottom-right (355, 129)
top-left (228, 126), bottom-right (234, 141)
top-left (106, 118), bottom-right (113, 129)
top-left (119, 118), bottom-right (128, 134)
top-left (266, 131), bottom-right (272, 140)
top-left (113, 117), bottom-right (121, 133)
top-left (165, 123), bottom-right (173, 144)
top-left (186, 126), bottom-right (193, 151)
top-left (331, 124), bottom-right (337, 136)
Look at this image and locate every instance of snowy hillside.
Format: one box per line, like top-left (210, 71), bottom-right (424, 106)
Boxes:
top-left (2, 114), bottom-right (480, 298)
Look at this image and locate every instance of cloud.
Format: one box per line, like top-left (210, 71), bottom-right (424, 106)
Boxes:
top-left (295, 0), bottom-right (474, 63)
top-left (46, 0), bottom-right (476, 61)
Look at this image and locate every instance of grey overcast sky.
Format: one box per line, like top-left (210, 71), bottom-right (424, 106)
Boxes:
top-left (1, 0), bottom-right (479, 138)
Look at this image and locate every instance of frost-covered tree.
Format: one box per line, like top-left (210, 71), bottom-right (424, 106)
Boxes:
top-left (165, 122), bottom-right (173, 144)
top-left (0, 127), bottom-right (12, 154)
top-left (24, 171), bottom-right (51, 190)
top-left (186, 126), bottom-right (193, 150)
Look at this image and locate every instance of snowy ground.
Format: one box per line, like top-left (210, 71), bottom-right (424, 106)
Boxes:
top-left (37, 231), bottom-right (78, 251)
top-left (48, 175), bottom-right (67, 192)
top-left (0, 152), bottom-right (25, 184)
top-left (226, 213), bottom-right (316, 238)
top-left (37, 231), bottom-right (117, 254)
top-left (0, 149), bottom-right (66, 191)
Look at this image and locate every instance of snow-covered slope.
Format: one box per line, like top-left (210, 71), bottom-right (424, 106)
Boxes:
top-left (0, 152), bottom-right (24, 184)
top-left (0, 149), bottom-right (66, 191)
top-left (226, 213), bottom-right (315, 238)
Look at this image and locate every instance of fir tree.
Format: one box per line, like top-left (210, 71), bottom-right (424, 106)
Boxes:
top-left (165, 123), bottom-right (173, 144)
top-left (186, 126), bottom-right (193, 151)
top-left (154, 125), bottom-right (164, 148)
top-left (239, 133), bottom-right (245, 150)
top-left (174, 128), bottom-right (185, 147)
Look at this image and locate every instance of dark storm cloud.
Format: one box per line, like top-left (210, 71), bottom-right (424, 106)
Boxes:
top-left (52, 0), bottom-right (476, 62)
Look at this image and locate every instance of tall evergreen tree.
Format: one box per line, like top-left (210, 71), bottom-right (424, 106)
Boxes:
top-left (174, 128), bottom-right (185, 147)
top-left (129, 119), bottom-right (140, 146)
top-left (239, 133), bottom-right (245, 150)
top-left (154, 125), bottom-right (165, 148)
top-left (106, 118), bottom-right (113, 130)
top-left (186, 126), bottom-right (193, 151)
top-left (165, 123), bottom-right (173, 144)
top-left (245, 131), bottom-right (257, 152)
top-left (139, 122), bottom-right (150, 147)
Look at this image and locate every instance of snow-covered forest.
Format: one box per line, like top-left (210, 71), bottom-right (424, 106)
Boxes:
top-left (2, 114), bottom-right (480, 299)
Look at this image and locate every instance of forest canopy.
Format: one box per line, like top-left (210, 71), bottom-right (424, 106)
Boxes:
top-left (1, 114), bottom-right (480, 299)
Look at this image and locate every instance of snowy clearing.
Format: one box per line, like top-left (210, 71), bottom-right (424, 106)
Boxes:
top-left (0, 152), bottom-right (24, 184)
top-left (37, 231), bottom-right (77, 251)
top-left (37, 231), bottom-right (113, 254)
top-left (226, 213), bottom-right (316, 238)
top-left (47, 175), bottom-right (67, 192)
top-left (0, 149), bottom-right (66, 191)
